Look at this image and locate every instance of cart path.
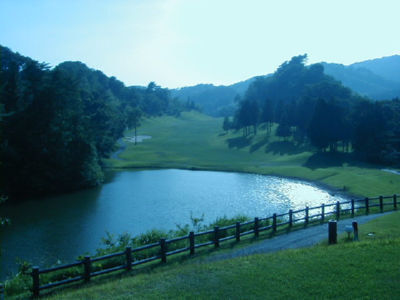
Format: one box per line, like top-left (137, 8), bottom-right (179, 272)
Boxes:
top-left (110, 135), bottom-right (152, 160)
top-left (206, 212), bottom-right (393, 262)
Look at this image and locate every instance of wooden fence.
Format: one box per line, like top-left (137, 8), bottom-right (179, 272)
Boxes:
top-left (4, 194), bottom-right (399, 297)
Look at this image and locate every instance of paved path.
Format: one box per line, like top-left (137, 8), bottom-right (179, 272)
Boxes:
top-left (206, 212), bottom-right (393, 262)
top-left (110, 136), bottom-right (152, 160)
top-left (110, 138), bottom-right (127, 160)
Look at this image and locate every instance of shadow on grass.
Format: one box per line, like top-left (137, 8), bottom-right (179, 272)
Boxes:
top-left (226, 136), bottom-right (252, 149)
top-left (250, 135), bottom-right (270, 153)
top-left (303, 151), bottom-right (359, 170)
top-left (265, 141), bottom-right (310, 155)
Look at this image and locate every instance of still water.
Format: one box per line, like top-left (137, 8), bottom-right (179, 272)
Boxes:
top-left (0, 169), bottom-right (347, 279)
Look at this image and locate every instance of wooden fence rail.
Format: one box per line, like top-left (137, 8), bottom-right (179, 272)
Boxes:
top-left (13, 194), bottom-right (398, 297)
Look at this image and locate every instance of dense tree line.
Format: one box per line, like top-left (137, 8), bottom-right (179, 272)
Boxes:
top-left (229, 55), bottom-right (400, 165)
top-left (0, 46), bottom-right (188, 199)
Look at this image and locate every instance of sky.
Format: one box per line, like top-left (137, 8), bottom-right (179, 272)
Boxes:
top-left (0, 0), bottom-right (399, 89)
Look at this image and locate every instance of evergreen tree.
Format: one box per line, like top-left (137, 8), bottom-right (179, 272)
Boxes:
top-left (260, 98), bottom-right (274, 133)
top-left (222, 116), bottom-right (231, 132)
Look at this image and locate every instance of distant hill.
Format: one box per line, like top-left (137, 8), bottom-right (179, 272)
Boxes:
top-left (322, 55), bottom-right (400, 100)
top-left (351, 55), bottom-right (400, 82)
top-left (170, 76), bottom-right (264, 117)
top-left (172, 55), bottom-right (400, 117)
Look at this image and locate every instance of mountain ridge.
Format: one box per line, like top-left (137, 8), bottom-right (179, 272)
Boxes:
top-left (171, 55), bottom-right (400, 116)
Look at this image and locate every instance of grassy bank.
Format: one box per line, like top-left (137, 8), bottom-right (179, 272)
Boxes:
top-left (108, 111), bottom-right (400, 197)
top-left (44, 211), bottom-right (400, 299)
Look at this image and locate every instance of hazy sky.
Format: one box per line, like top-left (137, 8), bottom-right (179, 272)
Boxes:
top-left (1, 0), bottom-right (399, 88)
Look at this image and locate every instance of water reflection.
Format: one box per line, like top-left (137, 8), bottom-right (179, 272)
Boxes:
top-left (0, 169), bottom-right (348, 279)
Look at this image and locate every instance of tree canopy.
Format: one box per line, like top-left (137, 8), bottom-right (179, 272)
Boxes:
top-left (0, 45), bottom-right (186, 199)
top-left (230, 54), bottom-right (400, 166)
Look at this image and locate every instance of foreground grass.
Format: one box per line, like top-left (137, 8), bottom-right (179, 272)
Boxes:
top-left (45, 211), bottom-right (400, 299)
top-left (108, 111), bottom-right (400, 197)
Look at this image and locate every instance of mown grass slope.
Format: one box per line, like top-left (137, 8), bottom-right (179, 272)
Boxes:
top-left (108, 111), bottom-right (400, 197)
top-left (45, 211), bottom-right (400, 299)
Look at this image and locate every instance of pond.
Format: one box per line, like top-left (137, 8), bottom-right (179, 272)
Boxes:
top-left (0, 169), bottom-right (348, 279)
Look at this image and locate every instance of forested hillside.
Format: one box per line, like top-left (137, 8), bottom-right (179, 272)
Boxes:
top-left (1, 47), bottom-right (399, 200)
top-left (230, 55), bottom-right (400, 166)
top-left (0, 46), bottom-right (185, 199)
top-left (172, 56), bottom-right (400, 116)
top-left (322, 57), bottom-right (400, 100)
top-left (170, 76), bottom-right (261, 117)
top-left (351, 55), bottom-right (400, 82)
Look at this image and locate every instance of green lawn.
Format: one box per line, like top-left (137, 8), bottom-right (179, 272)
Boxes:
top-left (44, 211), bottom-right (400, 299)
top-left (11, 114), bottom-right (398, 299)
top-left (108, 111), bottom-right (400, 197)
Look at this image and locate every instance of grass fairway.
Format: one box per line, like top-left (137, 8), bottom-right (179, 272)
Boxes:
top-left (108, 111), bottom-right (400, 197)
top-left (44, 211), bottom-right (400, 300)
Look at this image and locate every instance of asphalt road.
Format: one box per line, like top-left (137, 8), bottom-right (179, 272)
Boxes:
top-left (206, 212), bottom-right (393, 262)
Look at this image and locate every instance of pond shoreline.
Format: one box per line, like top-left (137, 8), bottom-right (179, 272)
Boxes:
top-left (108, 165), bottom-right (357, 200)
top-left (1, 169), bottom-right (351, 281)
top-left (107, 136), bottom-right (357, 200)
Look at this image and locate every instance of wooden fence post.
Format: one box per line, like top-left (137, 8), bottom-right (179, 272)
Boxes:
top-left (272, 214), bottom-right (277, 233)
top-left (328, 220), bottom-right (337, 244)
top-left (22, 194), bottom-right (400, 296)
top-left (160, 239), bottom-right (167, 263)
top-left (254, 217), bottom-right (259, 237)
top-left (351, 199), bottom-right (355, 217)
top-left (305, 207), bottom-right (309, 225)
top-left (126, 247), bottom-right (132, 271)
top-left (214, 226), bottom-right (220, 248)
top-left (321, 204), bottom-right (325, 223)
top-left (235, 222), bottom-right (240, 242)
top-left (32, 266), bottom-right (40, 297)
top-left (83, 256), bottom-right (91, 282)
top-left (189, 232), bottom-right (195, 255)
top-left (336, 201), bottom-right (340, 220)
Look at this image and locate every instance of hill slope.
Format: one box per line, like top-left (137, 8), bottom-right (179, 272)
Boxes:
top-left (351, 55), bottom-right (400, 82)
top-left (322, 56), bottom-right (400, 100)
top-left (170, 76), bottom-right (264, 117)
top-left (172, 55), bottom-right (400, 117)
top-left (109, 111), bottom-right (400, 197)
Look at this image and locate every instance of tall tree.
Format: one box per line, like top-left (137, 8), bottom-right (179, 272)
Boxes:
top-left (222, 116), bottom-right (231, 132)
top-left (352, 101), bottom-right (386, 161)
top-left (260, 98), bottom-right (274, 133)
top-left (0, 46), bottom-right (185, 199)
top-left (234, 99), bottom-right (259, 136)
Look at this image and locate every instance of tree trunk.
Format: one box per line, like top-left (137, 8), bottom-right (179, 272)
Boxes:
top-left (134, 124), bottom-right (137, 146)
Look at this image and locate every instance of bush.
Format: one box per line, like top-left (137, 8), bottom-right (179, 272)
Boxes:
top-left (4, 214), bottom-right (252, 297)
